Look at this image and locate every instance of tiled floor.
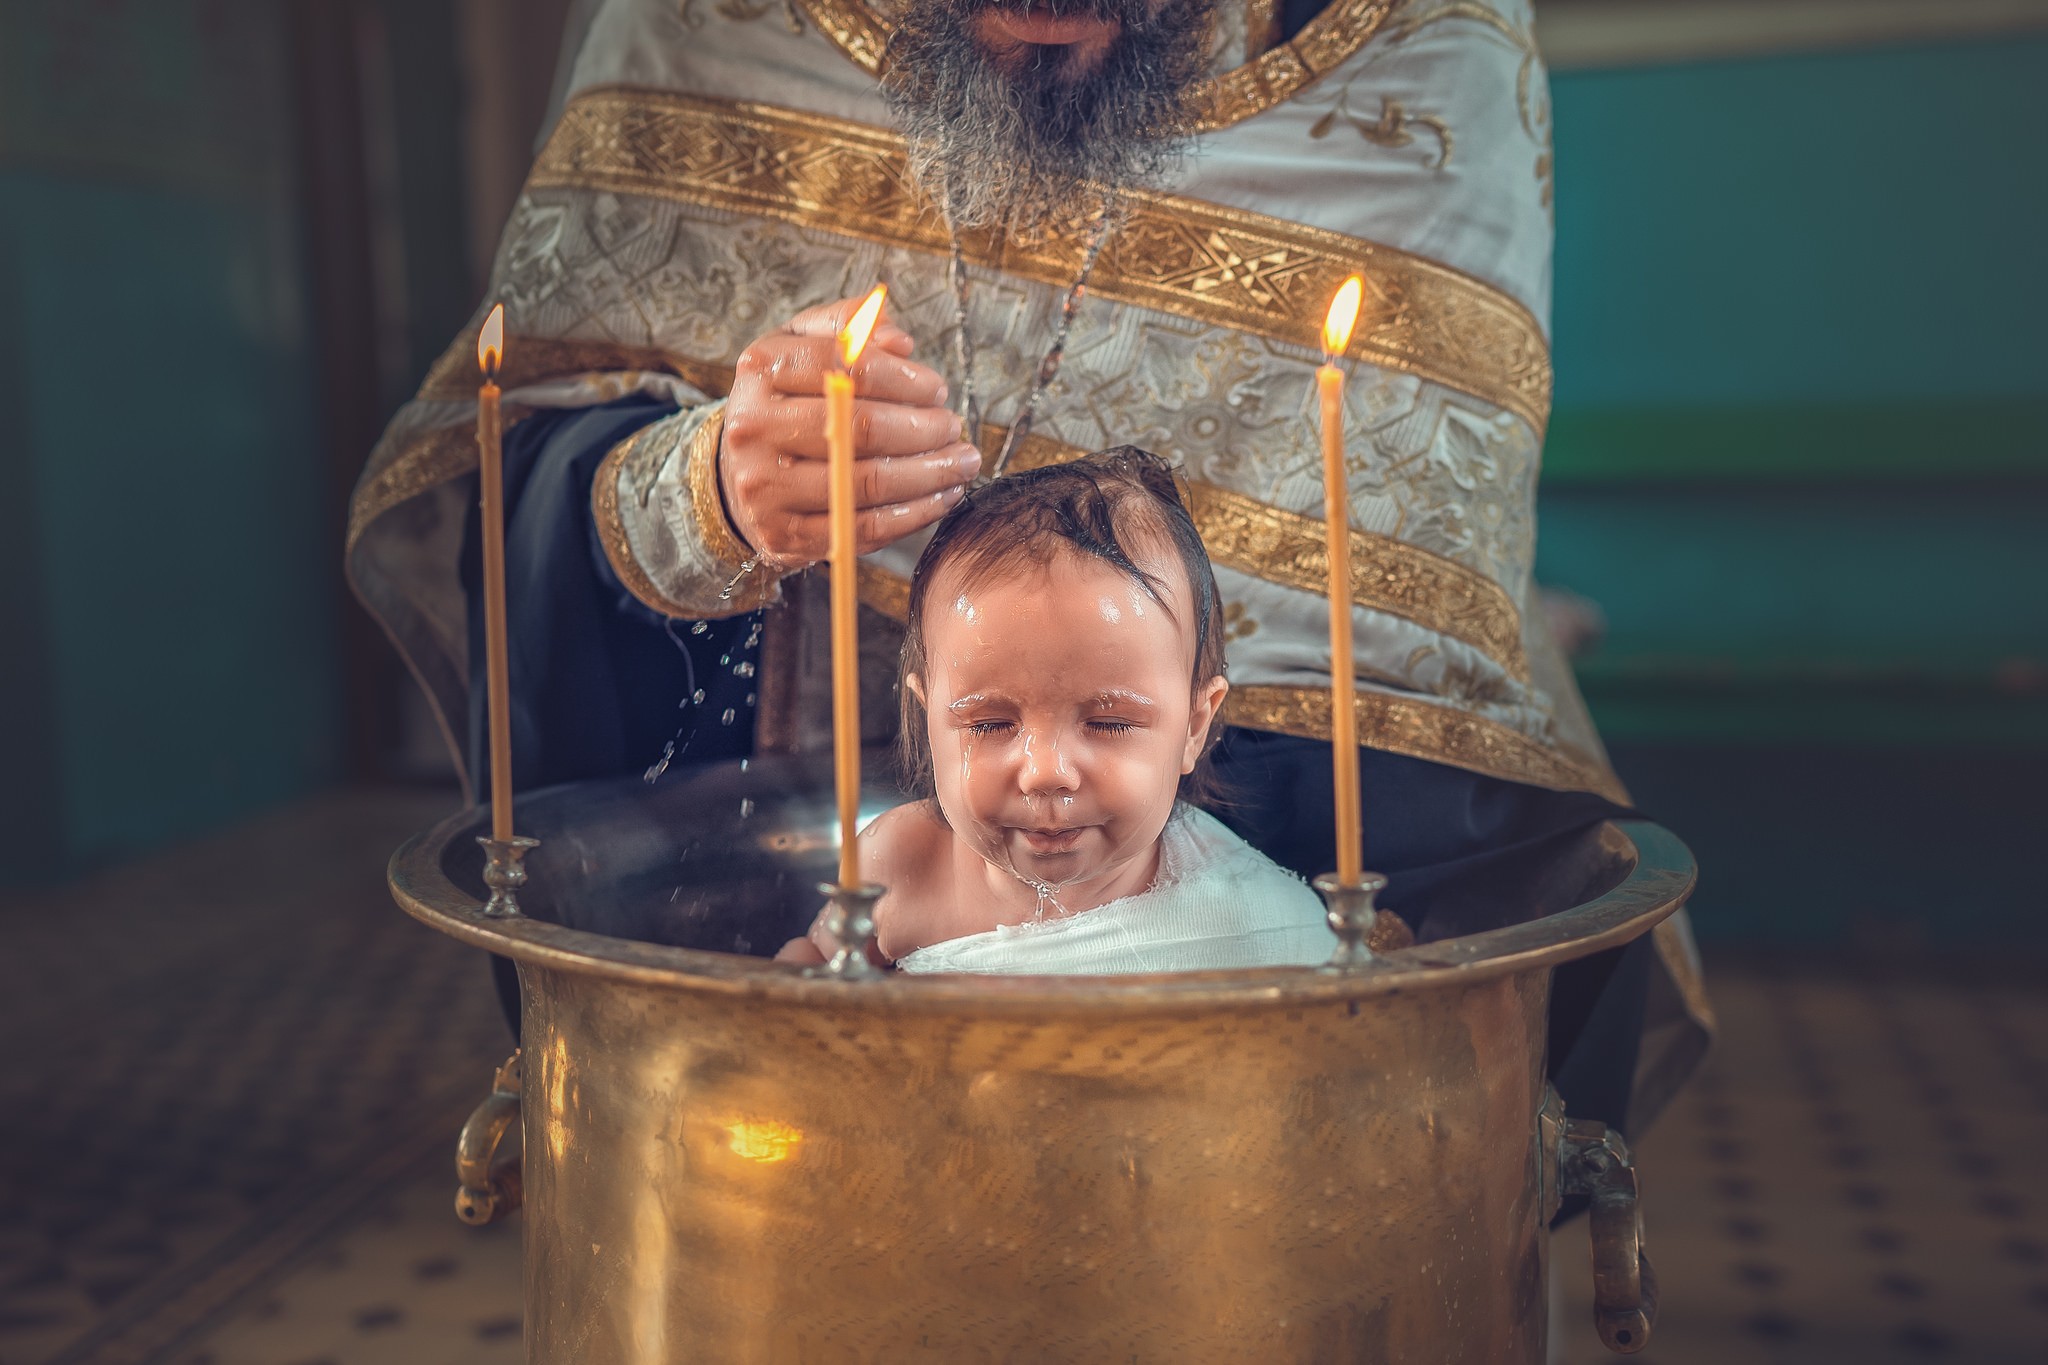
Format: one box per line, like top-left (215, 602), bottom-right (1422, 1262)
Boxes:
top-left (8, 789), bottom-right (2047, 1363)
top-left (166, 1158), bottom-right (522, 1365)
top-left (0, 788), bottom-right (505, 1365)
top-left (1551, 962), bottom-right (2048, 1364)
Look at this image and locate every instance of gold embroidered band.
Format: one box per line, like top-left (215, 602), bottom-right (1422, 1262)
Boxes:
top-left (360, 339), bottom-right (1527, 678)
top-left (348, 423), bottom-right (481, 553)
top-left (349, 332), bottom-right (738, 554)
top-left (788, 0), bottom-right (1395, 133)
top-left (857, 561), bottom-right (911, 622)
top-left (527, 88), bottom-right (1551, 432)
top-left (1221, 684), bottom-right (1629, 803)
top-left (592, 423), bottom-right (700, 618)
top-left (1001, 431), bottom-right (1528, 679)
top-left (683, 405), bottom-right (759, 575)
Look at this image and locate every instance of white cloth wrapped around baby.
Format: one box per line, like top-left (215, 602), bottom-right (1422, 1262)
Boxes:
top-left (895, 806), bottom-right (1339, 975)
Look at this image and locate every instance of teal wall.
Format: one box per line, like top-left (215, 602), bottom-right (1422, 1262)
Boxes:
top-left (0, 2), bottom-right (338, 882)
top-left (1539, 37), bottom-right (2048, 744)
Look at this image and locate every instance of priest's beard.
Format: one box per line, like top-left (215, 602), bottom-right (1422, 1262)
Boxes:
top-left (882, 0), bottom-right (1215, 233)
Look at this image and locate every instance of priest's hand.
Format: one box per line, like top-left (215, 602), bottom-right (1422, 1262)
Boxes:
top-left (718, 295), bottom-right (979, 563)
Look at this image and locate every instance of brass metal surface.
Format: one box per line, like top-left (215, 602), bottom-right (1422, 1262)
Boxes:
top-left (454, 1050), bottom-right (524, 1225)
top-left (1315, 870), bottom-right (1386, 968)
top-left (808, 880), bottom-right (884, 978)
top-left (390, 756), bottom-right (1695, 1362)
top-left (1560, 1117), bottom-right (1659, 1353)
top-left (476, 836), bottom-right (538, 918)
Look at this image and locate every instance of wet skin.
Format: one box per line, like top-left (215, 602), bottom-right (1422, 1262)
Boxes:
top-left (862, 539), bottom-right (1228, 959)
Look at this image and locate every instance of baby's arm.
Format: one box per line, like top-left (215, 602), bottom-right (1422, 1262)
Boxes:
top-left (773, 933), bottom-right (826, 965)
top-left (773, 803), bottom-right (944, 965)
top-left (772, 909), bottom-right (890, 968)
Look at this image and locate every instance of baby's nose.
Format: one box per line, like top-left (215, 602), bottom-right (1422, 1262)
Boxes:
top-left (1017, 731), bottom-right (1079, 794)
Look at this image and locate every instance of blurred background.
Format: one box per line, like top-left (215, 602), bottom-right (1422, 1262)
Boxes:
top-left (2, 2), bottom-right (2044, 1364)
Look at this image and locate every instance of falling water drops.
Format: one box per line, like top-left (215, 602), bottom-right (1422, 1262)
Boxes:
top-left (644, 740), bottom-right (676, 783)
top-left (691, 621), bottom-right (708, 635)
top-left (739, 798), bottom-right (756, 818)
top-left (721, 708), bottom-right (737, 725)
top-left (693, 688), bottom-right (706, 706)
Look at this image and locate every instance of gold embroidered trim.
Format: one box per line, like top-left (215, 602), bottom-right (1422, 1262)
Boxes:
top-left (348, 424), bottom-right (481, 553)
top-left (787, 0), bottom-right (1394, 132)
top-left (528, 88), bottom-right (1551, 431)
top-left (1222, 684), bottom-right (1629, 802)
top-left (841, 559), bottom-right (1608, 794)
top-left (593, 412), bottom-right (779, 617)
top-left (1242, 0), bottom-right (1283, 60)
top-left (353, 336), bottom-right (1528, 678)
top-left (685, 406), bottom-right (757, 573)
top-left (1005, 430), bottom-right (1527, 679)
top-left (1187, 483), bottom-right (1528, 679)
top-left (349, 333), bottom-right (743, 555)
top-left (592, 426), bottom-right (701, 618)
top-left (415, 331), bottom-right (733, 404)
top-left (856, 561), bottom-right (911, 620)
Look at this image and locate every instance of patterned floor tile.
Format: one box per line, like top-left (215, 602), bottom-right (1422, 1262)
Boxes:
top-left (2, 788), bottom-right (507, 1365)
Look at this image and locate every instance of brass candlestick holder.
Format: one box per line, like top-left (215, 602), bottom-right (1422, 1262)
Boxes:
top-left (809, 880), bottom-right (886, 978)
top-left (1314, 870), bottom-right (1387, 970)
top-left (478, 835), bottom-right (540, 917)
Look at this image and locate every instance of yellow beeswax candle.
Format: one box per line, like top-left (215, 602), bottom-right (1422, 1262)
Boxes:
top-left (476, 304), bottom-right (514, 843)
top-left (1319, 275), bottom-right (1365, 885)
top-left (828, 285), bottom-right (888, 887)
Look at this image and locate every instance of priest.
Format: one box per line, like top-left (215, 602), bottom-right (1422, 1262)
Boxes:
top-left (347, 0), bottom-right (1709, 1137)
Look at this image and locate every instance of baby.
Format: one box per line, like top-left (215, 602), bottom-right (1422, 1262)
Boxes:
top-left (780, 447), bottom-right (1335, 974)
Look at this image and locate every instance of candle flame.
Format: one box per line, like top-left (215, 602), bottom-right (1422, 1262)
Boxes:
top-left (839, 284), bottom-right (887, 368)
top-left (477, 303), bottom-right (505, 377)
top-left (1322, 274), bottom-right (1364, 359)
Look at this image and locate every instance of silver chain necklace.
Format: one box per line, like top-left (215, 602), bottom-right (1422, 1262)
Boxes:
top-left (943, 188), bottom-right (1118, 479)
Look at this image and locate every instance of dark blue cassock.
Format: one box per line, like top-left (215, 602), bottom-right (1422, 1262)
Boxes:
top-left (466, 397), bottom-right (1651, 1152)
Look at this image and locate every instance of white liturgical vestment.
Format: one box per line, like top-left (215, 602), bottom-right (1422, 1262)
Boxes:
top-left (351, 0), bottom-right (1614, 802)
top-left (345, 0), bottom-right (1710, 1124)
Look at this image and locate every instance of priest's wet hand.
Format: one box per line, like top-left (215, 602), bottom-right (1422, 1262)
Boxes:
top-left (718, 295), bottom-right (979, 563)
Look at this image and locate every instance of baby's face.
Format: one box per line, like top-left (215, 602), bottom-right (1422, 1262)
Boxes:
top-left (912, 542), bottom-right (1226, 895)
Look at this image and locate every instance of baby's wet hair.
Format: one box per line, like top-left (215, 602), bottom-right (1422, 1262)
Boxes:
top-left (898, 445), bottom-right (1227, 802)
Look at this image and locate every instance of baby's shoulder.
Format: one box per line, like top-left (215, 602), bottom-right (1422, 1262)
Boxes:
top-left (860, 802), bottom-right (954, 957)
top-left (862, 801), bottom-right (950, 877)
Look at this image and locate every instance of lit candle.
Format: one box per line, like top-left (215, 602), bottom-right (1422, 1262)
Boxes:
top-left (1319, 275), bottom-right (1365, 885)
top-left (475, 304), bottom-right (514, 843)
top-left (828, 285), bottom-right (888, 887)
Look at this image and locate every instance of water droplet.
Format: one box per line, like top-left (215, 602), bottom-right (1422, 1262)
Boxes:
top-left (739, 798), bottom-right (756, 818)
top-left (691, 621), bottom-right (708, 635)
top-left (669, 886), bottom-right (682, 903)
top-left (745, 692), bottom-right (756, 706)
top-left (734, 660), bottom-right (755, 678)
top-left (644, 740), bottom-right (676, 783)
top-left (692, 689), bottom-right (706, 705)
top-left (721, 708), bottom-right (737, 725)
top-left (740, 759), bottom-right (750, 772)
